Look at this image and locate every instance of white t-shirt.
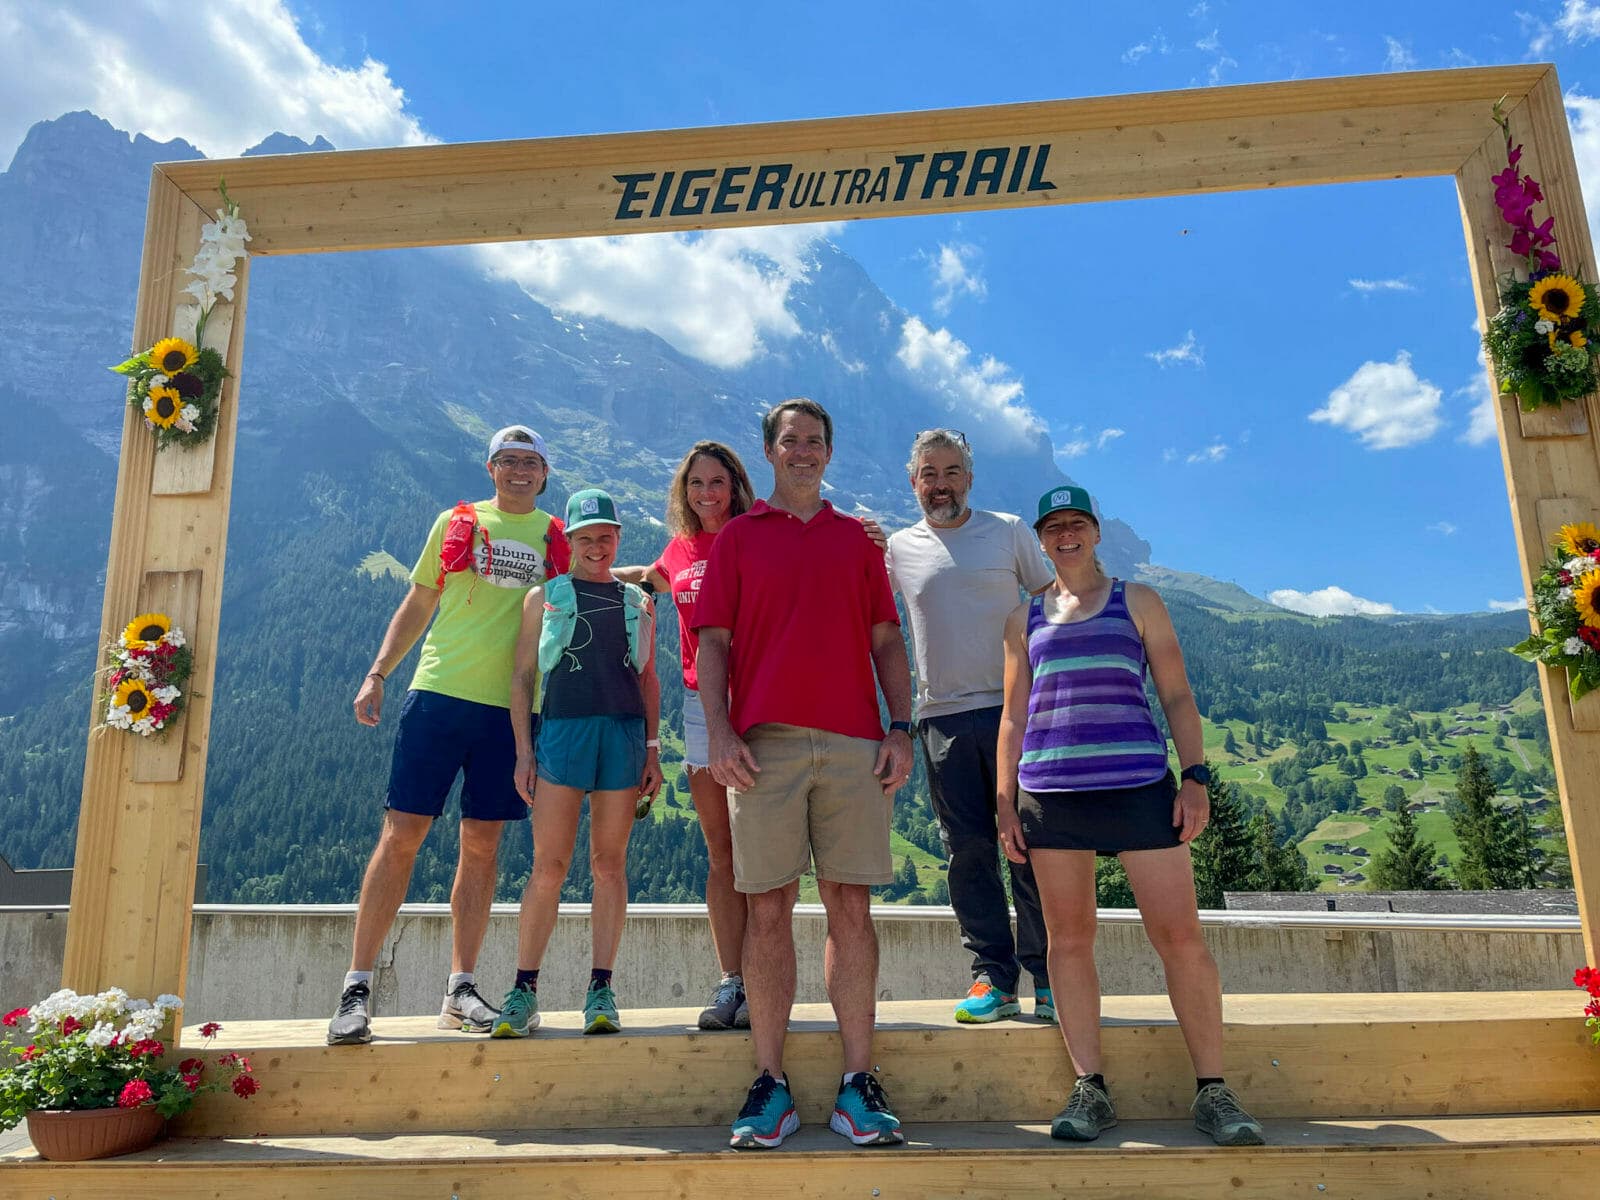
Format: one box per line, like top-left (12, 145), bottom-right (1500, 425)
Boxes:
top-left (886, 509), bottom-right (1056, 720)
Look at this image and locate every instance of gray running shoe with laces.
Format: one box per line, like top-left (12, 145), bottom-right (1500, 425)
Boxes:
top-left (438, 980), bottom-right (500, 1033)
top-left (1192, 1082), bottom-right (1264, 1146)
top-left (327, 980), bottom-right (373, 1046)
top-left (1050, 1076), bottom-right (1117, 1141)
top-left (698, 976), bottom-right (746, 1030)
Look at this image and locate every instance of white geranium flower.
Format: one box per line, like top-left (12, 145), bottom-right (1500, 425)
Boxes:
top-left (1565, 636), bottom-right (1586, 655)
top-left (153, 685), bottom-right (181, 704)
top-left (180, 404), bottom-right (199, 423)
top-left (105, 704), bottom-right (132, 729)
top-left (1560, 586), bottom-right (1575, 602)
top-left (155, 994), bottom-right (184, 1011)
top-left (164, 628), bottom-right (187, 649)
top-left (84, 1021), bottom-right (117, 1048)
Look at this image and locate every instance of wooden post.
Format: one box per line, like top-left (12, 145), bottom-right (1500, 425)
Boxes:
top-left (1457, 67), bottom-right (1600, 963)
top-left (60, 167), bottom-right (249, 1015)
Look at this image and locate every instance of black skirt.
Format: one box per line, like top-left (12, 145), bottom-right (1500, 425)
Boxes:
top-left (1018, 771), bottom-right (1181, 854)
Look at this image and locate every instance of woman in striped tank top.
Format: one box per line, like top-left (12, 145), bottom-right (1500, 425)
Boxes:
top-left (995, 485), bottom-right (1262, 1148)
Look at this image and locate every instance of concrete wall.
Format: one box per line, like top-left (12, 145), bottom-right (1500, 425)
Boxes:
top-left (0, 904), bottom-right (1584, 1020)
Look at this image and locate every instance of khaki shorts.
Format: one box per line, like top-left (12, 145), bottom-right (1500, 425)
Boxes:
top-left (729, 723), bottom-right (893, 893)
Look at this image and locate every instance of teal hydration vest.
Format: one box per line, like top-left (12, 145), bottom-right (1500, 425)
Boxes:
top-left (538, 574), bottom-right (654, 677)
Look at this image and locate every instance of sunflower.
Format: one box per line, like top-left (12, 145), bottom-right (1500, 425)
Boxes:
top-left (143, 386), bottom-right (182, 428)
top-left (148, 337), bottom-right (198, 375)
top-left (112, 678), bottom-right (155, 718)
top-left (1578, 569), bottom-right (1600, 629)
top-left (1529, 275), bottom-right (1586, 323)
top-left (123, 612), bottom-right (171, 648)
top-left (1558, 522), bottom-right (1600, 558)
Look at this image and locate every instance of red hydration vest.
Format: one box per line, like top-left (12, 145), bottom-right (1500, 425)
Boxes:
top-left (434, 502), bottom-right (569, 596)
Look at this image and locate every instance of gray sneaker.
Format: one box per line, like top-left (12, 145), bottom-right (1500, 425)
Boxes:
top-left (1050, 1076), bottom-right (1117, 1141)
top-left (438, 980), bottom-right (499, 1033)
top-left (327, 980), bottom-right (373, 1046)
top-left (734, 996), bottom-right (750, 1028)
top-left (698, 976), bottom-right (745, 1030)
top-left (1192, 1083), bottom-right (1264, 1146)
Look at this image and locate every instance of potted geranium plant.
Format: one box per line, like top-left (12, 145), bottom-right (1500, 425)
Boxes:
top-left (1, 987), bottom-right (257, 1161)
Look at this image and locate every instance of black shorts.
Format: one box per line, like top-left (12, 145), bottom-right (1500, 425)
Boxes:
top-left (1017, 772), bottom-right (1180, 854)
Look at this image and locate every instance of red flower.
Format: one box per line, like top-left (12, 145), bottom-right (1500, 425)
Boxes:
top-left (1588, 1000), bottom-right (1600, 1019)
top-left (231, 1074), bottom-right (260, 1098)
top-left (198, 1022), bottom-right (222, 1038)
top-left (128, 1038), bottom-right (165, 1059)
top-left (1, 1007), bottom-right (26, 1027)
top-left (1575, 966), bottom-right (1600, 996)
top-left (1559, 570), bottom-right (1574, 585)
top-left (1580, 627), bottom-right (1600, 652)
top-left (181, 1073), bottom-right (202, 1092)
top-left (21, 1046), bottom-right (36, 1062)
top-left (60, 1016), bottom-right (81, 1036)
top-left (117, 1079), bottom-right (153, 1108)
top-left (178, 1057), bottom-right (205, 1074)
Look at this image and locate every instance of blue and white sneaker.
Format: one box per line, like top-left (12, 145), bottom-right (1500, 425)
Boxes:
top-left (953, 979), bottom-right (1020, 1023)
top-left (1035, 986), bottom-right (1057, 1024)
top-left (731, 1071), bottom-right (799, 1149)
top-left (830, 1071), bottom-right (904, 1146)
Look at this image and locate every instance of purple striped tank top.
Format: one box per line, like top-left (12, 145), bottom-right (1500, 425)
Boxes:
top-left (1018, 580), bottom-right (1170, 793)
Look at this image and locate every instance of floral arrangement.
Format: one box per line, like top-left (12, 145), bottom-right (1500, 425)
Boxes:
top-left (1481, 101), bottom-right (1599, 411)
top-left (0, 988), bottom-right (257, 1131)
top-left (1576, 966), bottom-right (1600, 1046)
top-left (1511, 522), bottom-right (1600, 700)
top-left (110, 181), bottom-right (249, 447)
top-left (101, 612), bottom-right (192, 736)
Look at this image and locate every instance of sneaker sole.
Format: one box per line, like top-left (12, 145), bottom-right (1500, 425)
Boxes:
top-left (730, 1109), bottom-right (799, 1149)
top-left (953, 1003), bottom-right (1021, 1024)
top-left (698, 1013), bottom-right (738, 1030)
top-left (1051, 1117), bottom-right (1117, 1141)
top-left (326, 1027), bottom-right (372, 1046)
top-left (583, 1015), bottom-right (620, 1035)
top-left (1199, 1122), bottom-right (1265, 1147)
top-left (1035, 1006), bottom-right (1057, 1024)
top-left (438, 1009), bottom-right (498, 1034)
top-left (829, 1109), bottom-right (904, 1146)
top-left (490, 1016), bottom-right (539, 1038)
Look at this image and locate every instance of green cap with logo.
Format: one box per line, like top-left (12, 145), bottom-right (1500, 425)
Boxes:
top-left (1034, 484), bottom-right (1100, 529)
top-left (564, 487), bottom-right (621, 533)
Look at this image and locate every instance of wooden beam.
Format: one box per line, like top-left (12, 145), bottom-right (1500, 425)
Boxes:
top-left (155, 66), bottom-right (1546, 255)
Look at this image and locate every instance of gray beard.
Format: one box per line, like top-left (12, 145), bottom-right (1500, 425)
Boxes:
top-left (921, 497), bottom-right (965, 524)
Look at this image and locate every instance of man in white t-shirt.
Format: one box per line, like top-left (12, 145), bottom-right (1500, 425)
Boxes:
top-left (886, 429), bottom-right (1057, 1024)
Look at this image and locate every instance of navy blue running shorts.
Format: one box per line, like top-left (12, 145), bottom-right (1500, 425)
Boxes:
top-left (385, 689), bottom-right (532, 822)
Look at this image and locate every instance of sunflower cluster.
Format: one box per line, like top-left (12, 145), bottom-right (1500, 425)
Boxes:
top-left (101, 613), bottom-right (192, 737)
top-left (1511, 522), bottom-right (1600, 701)
top-left (1482, 103), bottom-right (1599, 411)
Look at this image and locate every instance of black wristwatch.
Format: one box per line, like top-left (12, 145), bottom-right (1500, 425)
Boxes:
top-left (888, 720), bottom-right (912, 734)
top-left (1180, 764), bottom-right (1212, 786)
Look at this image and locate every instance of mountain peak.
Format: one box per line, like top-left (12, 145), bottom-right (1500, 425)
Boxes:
top-left (7, 111), bottom-right (199, 176)
top-left (244, 132), bottom-right (336, 157)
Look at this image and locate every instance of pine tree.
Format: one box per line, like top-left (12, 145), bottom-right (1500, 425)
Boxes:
top-left (1370, 792), bottom-right (1442, 890)
top-left (1222, 728), bottom-right (1240, 756)
top-left (1540, 801), bottom-right (1573, 887)
top-left (1504, 802), bottom-right (1544, 888)
top-left (1450, 745), bottom-right (1517, 889)
top-left (1191, 766), bottom-right (1254, 908)
top-left (1244, 813), bottom-right (1316, 892)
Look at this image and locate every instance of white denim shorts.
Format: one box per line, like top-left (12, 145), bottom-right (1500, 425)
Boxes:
top-left (682, 687), bottom-right (709, 769)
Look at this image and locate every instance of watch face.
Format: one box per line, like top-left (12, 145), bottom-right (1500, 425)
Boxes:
top-left (1185, 766), bottom-right (1212, 785)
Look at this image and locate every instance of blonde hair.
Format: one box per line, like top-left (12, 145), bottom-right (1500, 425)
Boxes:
top-left (665, 441), bottom-right (756, 537)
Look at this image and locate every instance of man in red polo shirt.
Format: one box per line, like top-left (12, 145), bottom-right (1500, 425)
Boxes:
top-left (696, 397), bottom-right (914, 1151)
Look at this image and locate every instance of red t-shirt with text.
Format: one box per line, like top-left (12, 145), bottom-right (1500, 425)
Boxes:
top-left (653, 529), bottom-right (718, 691)
top-left (691, 500), bottom-right (898, 742)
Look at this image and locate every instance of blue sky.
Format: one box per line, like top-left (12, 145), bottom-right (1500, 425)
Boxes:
top-left (4, 0), bottom-right (1599, 614)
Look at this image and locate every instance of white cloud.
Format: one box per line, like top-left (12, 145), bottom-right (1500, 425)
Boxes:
top-left (1427, 521), bottom-right (1458, 536)
top-left (1185, 441), bottom-right (1228, 464)
top-left (1557, 0), bottom-right (1600, 42)
top-left (479, 225), bottom-right (836, 370)
top-left (926, 242), bottom-right (987, 315)
top-left (1269, 586), bottom-right (1400, 617)
top-left (1460, 342), bottom-right (1499, 446)
top-left (895, 317), bottom-right (1045, 449)
top-left (1148, 330), bottom-right (1205, 368)
top-left (1123, 32), bottom-right (1171, 64)
top-left (1189, 2), bottom-right (1210, 16)
top-left (1055, 427), bottom-right (1124, 462)
top-left (1097, 428), bottom-right (1126, 450)
top-left (1162, 447), bottom-right (1179, 463)
top-left (1488, 597), bottom-right (1529, 611)
top-left (1349, 277), bottom-right (1416, 293)
top-left (1310, 351), bottom-right (1442, 449)
top-left (1056, 439), bottom-right (1091, 460)
top-left (1383, 36), bottom-right (1417, 71)
top-left (1567, 92), bottom-right (1600, 253)
top-left (0, 0), bottom-right (431, 168)
top-left (1194, 30), bottom-right (1238, 85)
top-left (821, 331), bottom-right (867, 375)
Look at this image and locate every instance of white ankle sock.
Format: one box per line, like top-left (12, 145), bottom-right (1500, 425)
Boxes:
top-left (448, 972), bottom-right (474, 993)
top-left (344, 970), bottom-right (373, 990)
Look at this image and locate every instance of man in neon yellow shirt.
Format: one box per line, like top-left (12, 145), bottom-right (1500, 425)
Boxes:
top-left (328, 426), bottom-right (563, 1046)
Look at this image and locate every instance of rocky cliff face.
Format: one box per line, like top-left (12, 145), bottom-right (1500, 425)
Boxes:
top-left (2, 112), bottom-right (1151, 693)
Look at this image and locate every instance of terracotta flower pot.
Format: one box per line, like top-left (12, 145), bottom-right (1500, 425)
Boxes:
top-left (25, 1104), bottom-right (167, 1161)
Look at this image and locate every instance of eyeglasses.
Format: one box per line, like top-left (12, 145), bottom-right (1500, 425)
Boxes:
top-left (493, 454), bottom-right (546, 470)
top-left (916, 428), bottom-right (968, 446)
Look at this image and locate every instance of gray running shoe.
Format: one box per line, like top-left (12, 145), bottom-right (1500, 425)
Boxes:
top-left (698, 977), bottom-right (745, 1030)
top-left (327, 980), bottom-right (373, 1046)
top-left (1050, 1076), bottom-right (1117, 1141)
top-left (438, 980), bottom-right (500, 1033)
top-left (1192, 1083), bottom-right (1264, 1146)
top-left (734, 996), bottom-right (750, 1028)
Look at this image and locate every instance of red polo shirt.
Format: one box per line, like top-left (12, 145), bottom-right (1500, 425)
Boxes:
top-left (692, 499), bottom-right (899, 741)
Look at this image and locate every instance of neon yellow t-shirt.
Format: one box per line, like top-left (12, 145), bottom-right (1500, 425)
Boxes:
top-left (406, 501), bottom-right (555, 710)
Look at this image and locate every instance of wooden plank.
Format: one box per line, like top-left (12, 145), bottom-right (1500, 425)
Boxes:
top-left (125, 571), bottom-right (202, 782)
top-left (149, 296), bottom-right (240, 496)
top-left (151, 66), bottom-right (1546, 255)
top-left (7, 1117), bottom-right (1600, 1199)
top-left (171, 994), bottom-right (1600, 1137)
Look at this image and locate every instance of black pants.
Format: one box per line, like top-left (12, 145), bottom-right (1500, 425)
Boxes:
top-left (916, 706), bottom-right (1048, 994)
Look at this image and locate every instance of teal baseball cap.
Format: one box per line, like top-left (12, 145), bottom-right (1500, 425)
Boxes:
top-left (1034, 484), bottom-right (1100, 529)
top-left (564, 488), bottom-right (621, 533)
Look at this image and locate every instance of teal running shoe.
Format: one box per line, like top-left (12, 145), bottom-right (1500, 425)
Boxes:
top-left (490, 985), bottom-right (539, 1038)
top-left (730, 1071), bottom-right (799, 1149)
top-left (583, 983), bottom-right (620, 1034)
top-left (953, 979), bottom-right (1020, 1023)
top-left (830, 1071), bottom-right (904, 1146)
top-left (1035, 986), bottom-right (1057, 1024)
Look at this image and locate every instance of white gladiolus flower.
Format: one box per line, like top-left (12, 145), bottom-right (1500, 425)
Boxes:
top-left (153, 685), bottom-right (181, 704)
top-left (164, 628), bottom-right (187, 649)
top-left (1565, 636), bottom-right (1586, 655)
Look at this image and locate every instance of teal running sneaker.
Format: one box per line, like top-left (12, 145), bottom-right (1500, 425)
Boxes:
top-left (583, 983), bottom-right (620, 1034)
top-left (1035, 987), bottom-right (1057, 1024)
top-left (831, 1071), bottom-right (904, 1146)
top-left (730, 1071), bottom-right (799, 1149)
top-left (953, 979), bottom-right (1020, 1023)
top-left (490, 985), bottom-right (539, 1038)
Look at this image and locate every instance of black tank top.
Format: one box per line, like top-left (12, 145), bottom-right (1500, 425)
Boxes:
top-left (541, 579), bottom-right (645, 720)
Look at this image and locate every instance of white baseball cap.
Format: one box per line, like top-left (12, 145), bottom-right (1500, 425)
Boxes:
top-left (487, 424), bottom-right (551, 467)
